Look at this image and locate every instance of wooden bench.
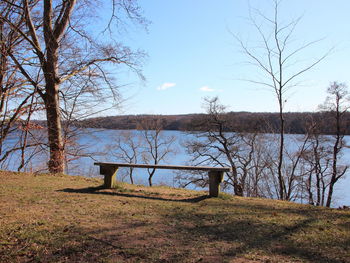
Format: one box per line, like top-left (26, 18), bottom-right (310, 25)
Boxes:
top-left (94, 162), bottom-right (231, 197)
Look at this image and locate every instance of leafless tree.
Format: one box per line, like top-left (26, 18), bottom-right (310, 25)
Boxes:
top-left (0, 1), bottom-right (45, 169)
top-left (183, 97), bottom-right (272, 197)
top-left (282, 133), bottom-right (312, 201)
top-left (0, 0), bottom-right (146, 173)
top-left (138, 117), bottom-right (177, 187)
top-left (297, 86), bottom-right (349, 208)
top-left (183, 97), bottom-right (316, 200)
top-left (301, 118), bottom-right (332, 206)
top-left (320, 82), bottom-right (349, 207)
top-left (183, 97), bottom-right (241, 195)
top-left (108, 130), bottom-right (142, 184)
top-left (242, 134), bottom-right (267, 197)
top-left (233, 0), bottom-right (328, 200)
top-left (59, 80), bottom-right (111, 174)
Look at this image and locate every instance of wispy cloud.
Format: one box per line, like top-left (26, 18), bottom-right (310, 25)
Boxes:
top-left (157, 82), bottom-right (176, 91)
top-left (199, 86), bottom-right (215, 92)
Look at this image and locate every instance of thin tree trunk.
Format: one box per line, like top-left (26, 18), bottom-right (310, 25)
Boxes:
top-left (232, 165), bottom-right (243, 196)
top-left (315, 172), bottom-right (321, 206)
top-left (129, 167), bottom-right (134, 184)
top-left (278, 94), bottom-right (285, 200)
top-left (314, 139), bottom-right (321, 206)
top-left (326, 134), bottom-right (340, 207)
top-left (326, 103), bottom-right (341, 207)
top-left (148, 168), bottom-right (155, 187)
top-left (321, 178), bottom-right (326, 206)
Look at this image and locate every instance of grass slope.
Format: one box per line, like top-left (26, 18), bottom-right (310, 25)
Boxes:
top-left (0, 171), bottom-right (349, 263)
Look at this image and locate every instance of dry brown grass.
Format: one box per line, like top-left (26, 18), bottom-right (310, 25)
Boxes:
top-left (0, 171), bottom-right (349, 263)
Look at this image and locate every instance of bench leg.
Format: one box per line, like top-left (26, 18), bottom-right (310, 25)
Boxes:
top-left (100, 166), bottom-right (119, 188)
top-left (208, 171), bottom-right (224, 197)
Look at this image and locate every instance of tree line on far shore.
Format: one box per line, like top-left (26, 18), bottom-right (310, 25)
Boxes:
top-left (70, 110), bottom-right (350, 135)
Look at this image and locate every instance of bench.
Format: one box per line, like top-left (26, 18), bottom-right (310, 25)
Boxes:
top-left (94, 162), bottom-right (231, 197)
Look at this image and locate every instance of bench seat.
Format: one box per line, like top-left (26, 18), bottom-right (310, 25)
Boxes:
top-left (94, 162), bottom-right (231, 197)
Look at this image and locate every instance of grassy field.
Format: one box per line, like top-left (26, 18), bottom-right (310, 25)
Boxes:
top-left (0, 171), bottom-right (349, 263)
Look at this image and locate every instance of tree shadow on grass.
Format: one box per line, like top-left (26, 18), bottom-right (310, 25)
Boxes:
top-left (161, 209), bottom-right (348, 263)
top-left (200, 197), bottom-right (350, 219)
top-left (56, 186), bottom-right (350, 262)
top-left (58, 186), bottom-right (210, 203)
top-left (1, 223), bottom-right (148, 263)
top-left (5, 214), bottom-right (346, 263)
top-left (27, 204), bottom-right (346, 263)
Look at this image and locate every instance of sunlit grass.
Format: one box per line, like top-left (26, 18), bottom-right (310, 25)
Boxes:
top-left (0, 171), bottom-right (349, 262)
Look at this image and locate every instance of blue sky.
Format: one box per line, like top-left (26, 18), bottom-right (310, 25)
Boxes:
top-left (114, 0), bottom-right (350, 115)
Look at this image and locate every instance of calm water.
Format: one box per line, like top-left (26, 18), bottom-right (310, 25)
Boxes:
top-left (4, 129), bottom-right (350, 207)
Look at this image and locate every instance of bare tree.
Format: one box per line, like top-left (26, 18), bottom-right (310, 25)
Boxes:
top-left (233, 0), bottom-right (328, 200)
top-left (301, 118), bottom-right (332, 206)
top-left (184, 97), bottom-right (270, 196)
top-left (297, 85), bottom-right (349, 207)
top-left (243, 133), bottom-right (269, 197)
top-left (320, 82), bottom-right (349, 207)
top-left (109, 130), bottom-right (142, 184)
top-left (187, 97), bottom-right (242, 195)
top-left (59, 80), bottom-right (112, 174)
top-left (283, 133), bottom-right (312, 201)
top-left (0, 1), bottom-right (44, 169)
top-left (183, 97), bottom-right (315, 200)
top-left (138, 117), bottom-right (177, 187)
top-left (1, 0), bottom-right (146, 173)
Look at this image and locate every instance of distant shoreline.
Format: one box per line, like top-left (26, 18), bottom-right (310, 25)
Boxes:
top-left (32, 111), bottom-right (350, 135)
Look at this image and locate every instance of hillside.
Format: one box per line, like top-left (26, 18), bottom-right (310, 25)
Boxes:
top-left (74, 111), bottom-right (350, 135)
top-left (0, 171), bottom-right (349, 262)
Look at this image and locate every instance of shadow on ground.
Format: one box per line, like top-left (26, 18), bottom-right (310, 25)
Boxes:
top-left (54, 186), bottom-right (350, 263)
top-left (58, 186), bottom-right (210, 203)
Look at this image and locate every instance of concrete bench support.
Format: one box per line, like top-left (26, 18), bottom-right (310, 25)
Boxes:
top-left (100, 165), bottom-right (119, 188)
top-left (208, 171), bottom-right (224, 197)
top-left (95, 162), bottom-right (231, 197)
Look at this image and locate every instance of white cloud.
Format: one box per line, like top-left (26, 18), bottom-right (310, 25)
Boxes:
top-left (199, 86), bottom-right (215, 92)
top-left (157, 82), bottom-right (176, 91)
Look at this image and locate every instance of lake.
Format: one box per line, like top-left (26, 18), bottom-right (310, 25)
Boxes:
top-left (4, 128), bottom-right (350, 207)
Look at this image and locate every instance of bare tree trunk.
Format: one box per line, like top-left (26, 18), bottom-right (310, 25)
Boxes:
top-left (45, 85), bottom-right (65, 173)
top-left (315, 173), bottom-right (321, 206)
top-left (321, 180), bottom-right (326, 206)
top-left (0, 21), bottom-right (7, 152)
top-left (224, 147), bottom-right (242, 196)
top-left (278, 94), bottom-right (285, 200)
top-left (313, 139), bottom-right (321, 206)
top-left (129, 167), bottom-right (134, 185)
top-left (231, 165), bottom-right (243, 196)
top-left (41, 0), bottom-right (69, 173)
top-left (307, 171), bottom-right (314, 205)
top-left (326, 130), bottom-right (340, 207)
top-left (148, 168), bottom-right (156, 187)
top-left (43, 25), bottom-right (64, 173)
